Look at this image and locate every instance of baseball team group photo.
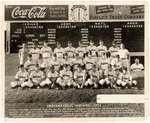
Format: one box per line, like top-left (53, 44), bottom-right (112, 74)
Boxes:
top-left (4, 22), bottom-right (145, 111)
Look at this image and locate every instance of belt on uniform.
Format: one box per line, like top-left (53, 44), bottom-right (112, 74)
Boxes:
top-left (120, 58), bottom-right (127, 60)
top-left (43, 57), bottom-right (50, 59)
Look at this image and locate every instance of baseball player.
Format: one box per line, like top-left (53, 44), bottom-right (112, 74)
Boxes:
top-left (85, 65), bottom-right (102, 89)
top-left (72, 53), bottom-right (84, 73)
top-left (104, 64), bottom-right (117, 89)
top-left (38, 54), bottom-right (48, 72)
top-left (74, 65), bottom-right (86, 89)
top-left (97, 52), bottom-right (110, 77)
top-left (86, 40), bottom-right (98, 61)
top-left (40, 66), bottom-right (59, 89)
top-left (18, 43), bottom-right (29, 65)
top-left (56, 65), bottom-right (73, 89)
top-left (75, 41), bottom-right (86, 59)
top-left (24, 54), bottom-right (37, 73)
top-left (29, 42), bottom-right (41, 63)
top-left (118, 43), bottom-right (130, 73)
top-left (48, 54), bottom-right (61, 72)
top-left (116, 67), bottom-right (137, 89)
top-left (27, 64), bottom-right (45, 89)
top-left (64, 41), bottom-right (75, 61)
top-left (97, 40), bottom-right (107, 58)
top-left (84, 51), bottom-right (97, 73)
top-left (111, 54), bottom-right (123, 75)
top-left (130, 58), bottom-right (144, 71)
top-left (10, 65), bottom-right (29, 89)
top-left (61, 53), bottom-right (73, 70)
top-left (40, 41), bottom-right (52, 64)
top-left (54, 42), bottom-right (64, 61)
top-left (108, 41), bottom-right (120, 61)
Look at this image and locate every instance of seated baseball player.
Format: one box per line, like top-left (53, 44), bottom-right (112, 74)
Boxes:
top-left (72, 53), bottom-right (84, 73)
top-left (25, 64), bottom-right (45, 89)
top-left (97, 52), bottom-right (110, 77)
top-left (48, 53), bottom-right (61, 73)
top-left (38, 54), bottom-right (48, 72)
top-left (104, 64), bottom-right (117, 89)
top-left (56, 64), bottom-right (73, 89)
top-left (61, 53), bottom-right (73, 71)
top-left (116, 67), bottom-right (137, 89)
top-left (74, 65), bottom-right (86, 89)
top-left (10, 65), bottom-right (29, 89)
top-left (40, 66), bottom-right (59, 89)
top-left (85, 65), bottom-right (102, 89)
top-left (111, 54), bottom-right (123, 76)
top-left (24, 54), bottom-right (37, 74)
top-left (130, 58), bottom-right (144, 71)
top-left (84, 51), bottom-right (97, 74)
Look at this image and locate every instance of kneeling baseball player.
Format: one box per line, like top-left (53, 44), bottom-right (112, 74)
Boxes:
top-left (74, 65), bottom-right (86, 89)
top-left (10, 65), bottom-right (29, 89)
top-left (56, 64), bottom-right (74, 89)
top-left (116, 67), bottom-right (137, 89)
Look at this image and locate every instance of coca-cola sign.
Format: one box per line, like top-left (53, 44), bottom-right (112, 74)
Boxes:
top-left (11, 6), bottom-right (46, 19)
top-left (5, 5), bottom-right (68, 20)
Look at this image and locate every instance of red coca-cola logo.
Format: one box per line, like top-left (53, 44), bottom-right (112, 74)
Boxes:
top-left (11, 6), bottom-right (46, 19)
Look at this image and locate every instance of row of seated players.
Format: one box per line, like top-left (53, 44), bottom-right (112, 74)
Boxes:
top-left (11, 54), bottom-right (138, 90)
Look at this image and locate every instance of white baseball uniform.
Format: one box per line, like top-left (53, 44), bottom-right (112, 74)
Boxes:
top-left (75, 47), bottom-right (86, 59)
top-left (54, 47), bottom-right (64, 61)
top-left (130, 63), bottom-right (144, 71)
top-left (29, 48), bottom-right (41, 62)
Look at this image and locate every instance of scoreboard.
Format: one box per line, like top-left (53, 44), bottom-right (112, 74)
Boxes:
top-left (10, 22), bottom-right (144, 53)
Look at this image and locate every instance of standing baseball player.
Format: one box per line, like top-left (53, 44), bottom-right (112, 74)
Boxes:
top-left (97, 40), bottom-right (107, 58)
top-left (29, 42), bottom-right (41, 63)
top-left (41, 41), bottom-right (52, 64)
top-left (64, 41), bottom-right (75, 61)
top-left (75, 41), bottom-right (86, 59)
top-left (86, 40), bottom-right (98, 61)
top-left (54, 42), bottom-right (64, 61)
top-left (118, 43), bottom-right (130, 73)
top-left (18, 43), bottom-right (29, 65)
top-left (108, 41), bottom-right (120, 61)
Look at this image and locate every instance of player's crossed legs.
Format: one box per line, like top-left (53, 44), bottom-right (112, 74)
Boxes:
top-left (11, 77), bottom-right (137, 90)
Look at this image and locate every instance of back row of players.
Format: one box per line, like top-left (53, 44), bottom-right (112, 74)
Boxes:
top-left (11, 40), bottom-right (144, 89)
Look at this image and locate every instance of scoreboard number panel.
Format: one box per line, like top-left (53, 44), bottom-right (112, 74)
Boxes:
top-left (10, 22), bottom-right (144, 53)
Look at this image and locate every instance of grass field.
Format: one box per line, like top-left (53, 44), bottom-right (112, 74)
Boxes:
top-left (4, 53), bottom-right (145, 117)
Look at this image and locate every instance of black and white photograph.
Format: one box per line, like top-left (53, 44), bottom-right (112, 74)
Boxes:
top-left (0, 1), bottom-right (149, 120)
